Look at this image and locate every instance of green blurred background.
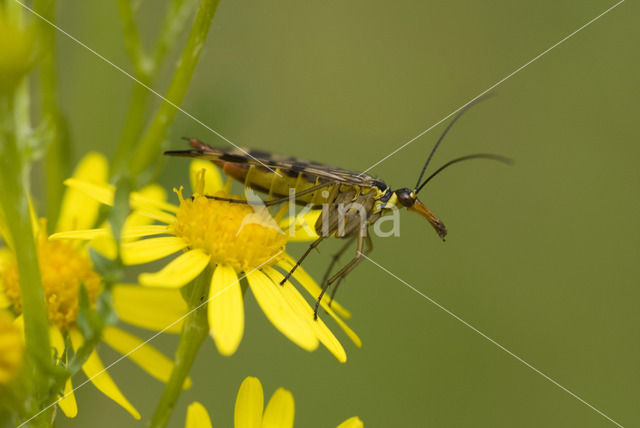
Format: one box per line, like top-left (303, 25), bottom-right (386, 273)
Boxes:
top-left (36, 0), bottom-right (639, 426)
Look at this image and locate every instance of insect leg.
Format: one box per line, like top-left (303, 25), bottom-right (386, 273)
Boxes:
top-left (328, 234), bottom-right (372, 307)
top-left (203, 182), bottom-right (333, 206)
top-left (320, 235), bottom-right (357, 287)
top-left (326, 230), bottom-right (371, 286)
top-left (313, 227), bottom-right (369, 320)
top-left (279, 236), bottom-right (326, 285)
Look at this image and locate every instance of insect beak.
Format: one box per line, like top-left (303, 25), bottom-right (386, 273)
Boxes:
top-left (409, 199), bottom-right (448, 241)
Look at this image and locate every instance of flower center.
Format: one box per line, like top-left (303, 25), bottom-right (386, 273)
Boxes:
top-left (171, 188), bottom-right (287, 272)
top-left (1, 228), bottom-right (101, 330)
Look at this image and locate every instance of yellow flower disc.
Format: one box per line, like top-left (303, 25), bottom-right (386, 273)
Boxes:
top-left (1, 230), bottom-right (101, 330)
top-left (172, 190), bottom-right (287, 273)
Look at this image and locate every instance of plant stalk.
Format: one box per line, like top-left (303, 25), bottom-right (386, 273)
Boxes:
top-left (129, 0), bottom-right (220, 178)
top-left (148, 269), bottom-right (211, 428)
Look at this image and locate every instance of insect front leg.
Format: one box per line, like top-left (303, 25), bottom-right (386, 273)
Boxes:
top-left (279, 236), bottom-right (326, 285)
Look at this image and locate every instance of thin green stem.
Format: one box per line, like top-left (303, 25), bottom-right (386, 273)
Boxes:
top-left (148, 269), bottom-right (211, 428)
top-left (112, 82), bottom-right (150, 176)
top-left (151, 0), bottom-right (199, 66)
top-left (33, 0), bottom-right (71, 227)
top-left (0, 92), bottom-right (53, 428)
top-left (112, 0), bottom-right (199, 178)
top-left (130, 0), bottom-right (220, 178)
top-left (117, 0), bottom-right (152, 80)
top-left (112, 0), bottom-right (150, 175)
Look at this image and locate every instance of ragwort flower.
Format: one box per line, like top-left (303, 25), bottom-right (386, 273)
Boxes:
top-left (185, 376), bottom-right (364, 428)
top-left (0, 153), bottom-right (187, 420)
top-left (56, 160), bottom-right (360, 362)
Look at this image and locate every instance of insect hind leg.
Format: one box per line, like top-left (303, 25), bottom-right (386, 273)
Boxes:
top-left (320, 235), bottom-right (357, 288)
top-left (313, 228), bottom-right (372, 320)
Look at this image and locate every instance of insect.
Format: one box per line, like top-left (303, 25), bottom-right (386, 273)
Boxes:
top-left (166, 99), bottom-right (510, 319)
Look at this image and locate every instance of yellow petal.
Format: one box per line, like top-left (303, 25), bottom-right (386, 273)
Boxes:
top-left (278, 255), bottom-right (351, 320)
top-left (278, 210), bottom-right (321, 242)
top-left (58, 377), bottom-right (78, 418)
top-left (64, 178), bottom-right (179, 217)
top-left (90, 233), bottom-right (118, 260)
top-left (64, 178), bottom-right (114, 205)
top-left (137, 184), bottom-right (168, 204)
top-left (13, 314), bottom-right (24, 332)
top-left (49, 228), bottom-right (110, 241)
top-left (190, 159), bottom-right (223, 195)
top-left (321, 303), bottom-right (361, 349)
top-left (49, 326), bottom-right (65, 358)
top-left (139, 250), bottom-right (210, 288)
top-left (133, 208), bottom-right (177, 225)
top-left (69, 329), bottom-right (141, 420)
top-left (0, 290), bottom-right (9, 308)
top-left (235, 376), bottom-right (264, 428)
top-left (208, 265), bottom-right (244, 356)
top-left (57, 152), bottom-right (108, 232)
top-left (186, 402), bottom-right (212, 428)
top-left (113, 284), bottom-right (187, 333)
top-left (264, 267), bottom-right (346, 363)
top-left (0, 247), bottom-right (11, 262)
top-left (121, 237), bottom-right (187, 265)
top-left (0, 312), bottom-right (23, 385)
top-left (246, 270), bottom-right (318, 352)
top-left (277, 259), bottom-right (361, 348)
top-left (131, 185), bottom-right (177, 213)
top-left (123, 211), bottom-right (160, 235)
top-left (49, 327), bottom-right (78, 417)
top-left (336, 416), bottom-right (364, 428)
top-left (262, 388), bottom-right (294, 428)
top-left (121, 184), bottom-right (174, 236)
top-left (122, 224), bottom-right (171, 239)
top-left (102, 326), bottom-right (191, 389)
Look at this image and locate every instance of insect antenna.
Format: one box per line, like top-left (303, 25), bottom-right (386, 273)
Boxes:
top-left (414, 153), bottom-right (512, 194)
top-left (413, 93), bottom-right (496, 192)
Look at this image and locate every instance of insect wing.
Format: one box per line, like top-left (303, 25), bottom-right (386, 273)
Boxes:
top-left (166, 147), bottom-right (376, 186)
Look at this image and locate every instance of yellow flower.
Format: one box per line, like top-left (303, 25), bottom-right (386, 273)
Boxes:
top-left (185, 376), bottom-right (364, 428)
top-left (0, 153), bottom-right (187, 420)
top-left (55, 160), bottom-right (361, 361)
top-left (0, 310), bottom-right (23, 385)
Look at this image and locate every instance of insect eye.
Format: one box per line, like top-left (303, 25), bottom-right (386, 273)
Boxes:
top-left (396, 189), bottom-right (415, 207)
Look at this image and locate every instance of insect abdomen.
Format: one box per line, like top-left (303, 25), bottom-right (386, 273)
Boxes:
top-left (216, 161), bottom-right (338, 206)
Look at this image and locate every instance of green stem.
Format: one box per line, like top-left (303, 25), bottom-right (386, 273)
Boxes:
top-left (0, 93), bottom-right (53, 428)
top-left (33, 0), bottom-right (71, 227)
top-left (151, 0), bottom-right (199, 67)
top-left (111, 0), bottom-right (151, 175)
top-left (112, 82), bottom-right (150, 176)
top-left (112, 0), bottom-right (200, 178)
top-left (117, 0), bottom-right (152, 80)
top-left (129, 0), bottom-right (220, 178)
top-left (148, 270), bottom-right (210, 428)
